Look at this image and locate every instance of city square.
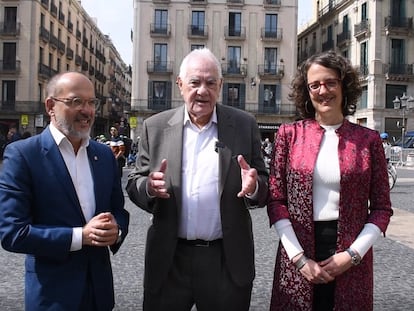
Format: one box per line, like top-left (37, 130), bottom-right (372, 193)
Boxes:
top-left (1, 166), bottom-right (413, 311)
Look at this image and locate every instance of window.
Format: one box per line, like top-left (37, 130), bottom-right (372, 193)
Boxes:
top-left (191, 11), bottom-right (205, 36)
top-left (390, 39), bottom-right (405, 74)
top-left (229, 12), bottom-right (241, 36)
top-left (227, 46), bottom-right (241, 74)
top-left (2, 80), bottom-right (16, 109)
top-left (360, 85), bottom-right (368, 109)
top-left (3, 43), bottom-right (16, 70)
top-left (191, 44), bottom-right (204, 51)
top-left (265, 14), bottom-right (277, 38)
top-left (222, 83), bottom-right (245, 109)
top-left (361, 2), bottom-right (367, 21)
top-left (4, 7), bottom-right (17, 33)
top-left (154, 44), bottom-right (167, 71)
top-left (259, 84), bottom-right (280, 113)
top-left (264, 48), bottom-right (277, 74)
top-left (386, 84), bottom-right (406, 109)
top-left (360, 41), bottom-right (368, 75)
top-left (154, 9), bottom-right (168, 34)
top-left (149, 81), bottom-right (172, 110)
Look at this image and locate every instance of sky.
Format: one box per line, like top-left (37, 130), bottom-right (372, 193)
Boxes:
top-left (80, 0), bottom-right (313, 66)
top-left (81, 0), bottom-right (134, 66)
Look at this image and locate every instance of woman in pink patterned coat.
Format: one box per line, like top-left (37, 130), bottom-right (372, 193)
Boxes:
top-left (267, 51), bottom-right (393, 311)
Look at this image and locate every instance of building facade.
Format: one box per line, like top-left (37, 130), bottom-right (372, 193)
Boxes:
top-left (0, 0), bottom-right (131, 142)
top-left (298, 0), bottom-right (414, 141)
top-left (131, 0), bottom-right (299, 141)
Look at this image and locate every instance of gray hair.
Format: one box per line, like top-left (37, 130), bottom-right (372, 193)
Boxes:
top-left (178, 48), bottom-right (222, 79)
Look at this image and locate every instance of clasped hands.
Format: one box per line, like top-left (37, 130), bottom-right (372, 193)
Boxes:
top-left (294, 251), bottom-right (355, 284)
top-left (83, 212), bottom-right (119, 246)
top-left (146, 155), bottom-right (258, 199)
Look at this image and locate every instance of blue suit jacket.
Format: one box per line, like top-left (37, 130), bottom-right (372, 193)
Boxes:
top-left (0, 127), bottom-right (129, 311)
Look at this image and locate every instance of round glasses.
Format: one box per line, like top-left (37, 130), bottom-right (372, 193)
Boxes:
top-left (307, 79), bottom-right (341, 94)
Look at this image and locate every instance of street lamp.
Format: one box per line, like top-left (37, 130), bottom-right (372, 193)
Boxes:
top-left (393, 92), bottom-right (414, 146)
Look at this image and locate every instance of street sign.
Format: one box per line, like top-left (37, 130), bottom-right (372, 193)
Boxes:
top-left (129, 116), bottom-right (137, 128)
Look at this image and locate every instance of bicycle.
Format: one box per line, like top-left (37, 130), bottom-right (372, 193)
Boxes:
top-left (387, 162), bottom-right (397, 190)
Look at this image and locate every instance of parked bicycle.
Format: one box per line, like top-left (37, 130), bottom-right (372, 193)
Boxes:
top-left (387, 162), bottom-right (397, 190)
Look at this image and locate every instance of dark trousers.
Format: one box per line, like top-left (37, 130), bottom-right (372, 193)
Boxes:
top-left (313, 220), bottom-right (338, 311)
top-left (143, 239), bottom-right (252, 311)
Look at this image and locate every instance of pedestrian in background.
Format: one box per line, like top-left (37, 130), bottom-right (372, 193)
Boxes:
top-left (267, 51), bottom-right (393, 310)
top-left (109, 126), bottom-right (126, 177)
top-left (126, 48), bottom-right (268, 311)
top-left (0, 72), bottom-right (129, 311)
top-left (380, 132), bottom-right (392, 163)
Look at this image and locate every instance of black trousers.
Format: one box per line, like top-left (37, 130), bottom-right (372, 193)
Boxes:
top-left (143, 239), bottom-right (252, 311)
top-left (313, 220), bottom-right (338, 311)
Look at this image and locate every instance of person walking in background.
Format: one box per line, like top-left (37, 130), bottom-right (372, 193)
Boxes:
top-left (126, 48), bottom-right (268, 311)
top-left (381, 132), bottom-right (392, 163)
top-left (0, 72), bottom-right (129, 311)
top-left (267, 51), bottom-right (393, 311)
top-left (109, 126), bottom-right (126, 177)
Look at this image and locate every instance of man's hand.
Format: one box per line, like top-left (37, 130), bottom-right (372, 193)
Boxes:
top-left (147, 159), bottom-right (170, 199)
top-left (83, 212), bottom-right (119, 246)
top-left (237, 155), bottom-right (258, 197)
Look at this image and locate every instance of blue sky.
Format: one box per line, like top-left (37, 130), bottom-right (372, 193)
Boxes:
top-left (81, 0), bottom-right (313, 66)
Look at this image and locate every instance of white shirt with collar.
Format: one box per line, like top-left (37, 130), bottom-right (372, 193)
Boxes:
top-left (49, 124), bottom-right (95, 251)
top-left (178, 106), bottom-right (222, 241)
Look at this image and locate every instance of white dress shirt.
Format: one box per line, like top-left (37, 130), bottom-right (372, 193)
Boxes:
top-left (49, 124), bottom-right (96, 251)
top-left (178, 107), bottom-right (222, 241)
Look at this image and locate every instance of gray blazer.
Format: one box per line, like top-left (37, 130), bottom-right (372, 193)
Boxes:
top-left (126, 104), bottom-right (268, 292)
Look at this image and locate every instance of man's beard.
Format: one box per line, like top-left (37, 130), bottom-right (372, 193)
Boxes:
top-left (55, 115), bottom-right (92, 140)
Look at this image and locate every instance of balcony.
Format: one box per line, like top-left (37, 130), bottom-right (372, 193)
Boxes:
top-left (147, 61), bottom-right (174, 74)
top-left (41, 0), bottom-right (49, 9)
top-left (322, 39), bottom-right (334, 52)
top-left (150, 23), bottom-right (171, 37)
top-left (49, 34), bottom-right (59, 49)
top-left (357, 65), bottom-right (369, 78)
top-left (383, 63), bottom-right (414, 81)
top-left (38, 63), bottom-right (58, 79)
top-left (0, 60), bottom-right (21, 74)
top-left (89, 66), bottom-right (95, 76)
top-left (221, 63), bottom-right (247, 77)
top-left (187, 25), bottom-right (208, 39)
top-left (260, 27), bottom-right (282, 41)
top-left (75, 54), bottom-right (82, 66)
top-left (224, 26), bottom-right (246, 40)
top-left (58, 12), bottom-right (65, 25)
top-left (263, 0), bottom-right (281, 8)
top-left (354, 19), bottom-right (370, 40)
top-left (336, 30), bottom-right (351, 47)
top-left (66, 48), bottom-right (74, 60)
top-left (385, 16), bottom-right (413, 36)
top-left (57, 40), bottom-right (65, 54)
top-left (50, 3), bottom-right (58, 17)
top-left (39, 26), bottom-right (50, 43)
top-left (67, 21), bottom-right (73, 33)
top-left (226, 0), bottom-right (244, 7)
top-left (0, 22), bottom-right (21, 37)
top-left (76, 29), bottom-right (81, 40)
top-left (258, 64), bottom-right (284, 79)
top-left (190, 0), bottom-right (207, 5)
top-left (81, 60), bottom-right (89, 71)
top-left (82, 38), bottom-right (88, 48)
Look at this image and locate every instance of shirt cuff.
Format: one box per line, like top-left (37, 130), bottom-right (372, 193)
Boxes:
top-left (350, 223), bottom-right (381, 258)
top-left (70, 227), bottom-right (83, 251)
top-left (245, 180), bottom-right (259, 199)
top-left (274, 219), bottom-right (304, 260)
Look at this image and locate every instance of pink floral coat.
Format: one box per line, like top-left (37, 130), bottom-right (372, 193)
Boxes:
top-left (267, 119), bottom-right (393, 311)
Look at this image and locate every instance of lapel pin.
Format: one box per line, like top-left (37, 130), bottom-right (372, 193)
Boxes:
top-left (94, 156), bottom-right (98, 161)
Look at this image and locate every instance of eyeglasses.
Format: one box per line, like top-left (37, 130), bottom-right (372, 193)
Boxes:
top-left (51, 97), bottom-right (99, 108)
top-left (307, 79), bottom-right (341, 94)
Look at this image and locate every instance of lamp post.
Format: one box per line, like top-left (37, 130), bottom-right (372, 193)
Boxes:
top-left (393, 92), bottom-right (414, 165)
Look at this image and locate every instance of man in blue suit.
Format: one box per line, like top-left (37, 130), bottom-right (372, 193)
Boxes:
top-left (0, 72), bottom-right (129, 311)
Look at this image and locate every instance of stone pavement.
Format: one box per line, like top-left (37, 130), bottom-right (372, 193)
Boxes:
top-left (0, 166), bottom-right (413, 310)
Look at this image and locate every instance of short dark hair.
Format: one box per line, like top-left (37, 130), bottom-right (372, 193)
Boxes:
top-left (289, 50), bottom-right (362, 119)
